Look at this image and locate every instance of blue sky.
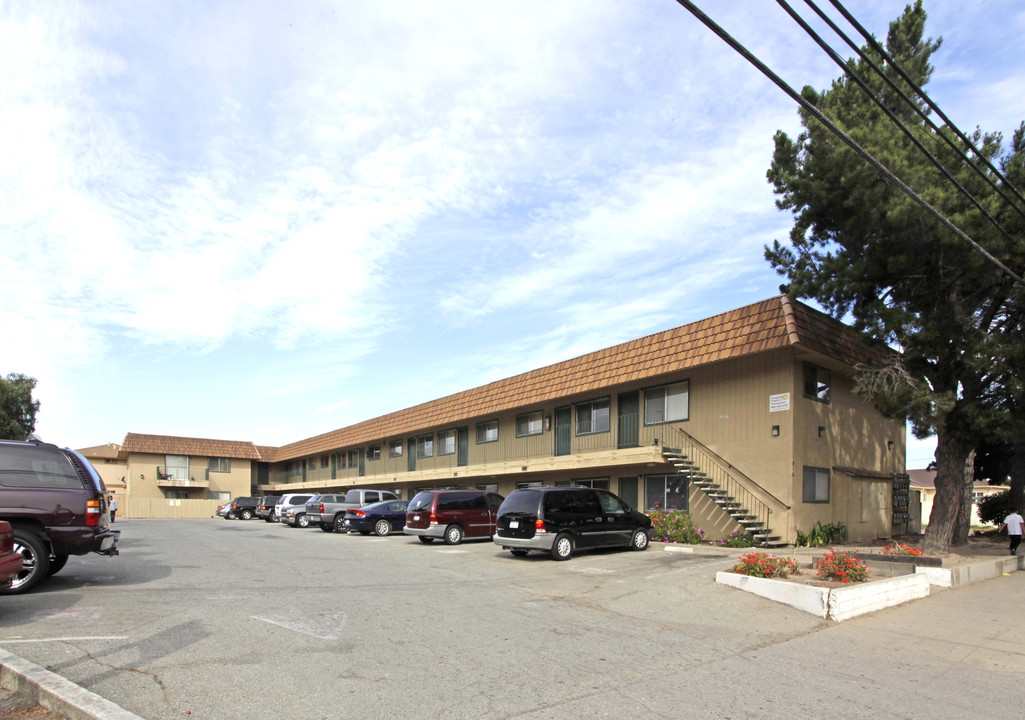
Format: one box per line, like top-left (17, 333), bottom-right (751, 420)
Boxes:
top-left (2, 1), bottom-right (1023, 470)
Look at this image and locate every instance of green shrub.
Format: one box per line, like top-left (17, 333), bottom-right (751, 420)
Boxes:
top-left (731, 552), bottom-right (798, 578)
top-left (718, 529), bottom-right (754, 548)
top-left (977, 490), bottom-right (1012, 527)
top-left (795, 521), bottom-right (848, 547)
top-left (648, 509), bottom-right (704, 544)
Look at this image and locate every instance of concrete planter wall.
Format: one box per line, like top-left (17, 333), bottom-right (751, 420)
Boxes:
top-left (715, 571), bottom-right (931, 622)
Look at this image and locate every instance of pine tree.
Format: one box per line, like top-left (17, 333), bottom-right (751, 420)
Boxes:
top-left (764, 2), bottom-right (1025, 552)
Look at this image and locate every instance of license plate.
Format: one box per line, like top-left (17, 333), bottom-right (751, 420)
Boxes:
top-left (509, 520), bottom-right (519, 529)
top-left (413, 515), bottom-right (420, 521)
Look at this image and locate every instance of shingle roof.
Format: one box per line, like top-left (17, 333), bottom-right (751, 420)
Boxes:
top-left (120, 433), bottom-right (262, 460)
top-left (272, 295), bottom-right (892, 461)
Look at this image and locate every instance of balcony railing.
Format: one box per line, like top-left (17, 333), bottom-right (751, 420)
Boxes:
top-left (155, 467), bottom-right (210, 488)
top-left (265, 414), bottom-right (673, 486)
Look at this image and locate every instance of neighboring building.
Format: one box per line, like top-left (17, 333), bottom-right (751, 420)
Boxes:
top-left (118, 433), bottom-right (260, 506)
top-left (107, 296), bottom-right (908, 541)
top-left (78, 442), bottom-right (127, 496)
top-left (909, 469), bottom-right (1007, 528)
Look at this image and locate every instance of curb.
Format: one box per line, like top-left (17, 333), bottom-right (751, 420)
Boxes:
top-left (0, 650), bottom-right (143, 720)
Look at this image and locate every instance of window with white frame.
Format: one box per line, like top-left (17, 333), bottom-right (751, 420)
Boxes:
top-left (476, 420), bottom-right (498, 444)
top-left (437, 430), bottom-right (456, 456)
top-left (207, 490), bottom-right (230, 500)
top-left (367, 445), bottom-right (381, 461)
top-left (516, 410), bottom-right (543, 438)
top-left (802, 466), bottom-right (830, 503)
top-left (644, 381), bottom-right (690, 424)
top-left (416, 435), bottom-right (434, 459)
top-left (575, 398), bottom-right (610, 435)
top-left (388, 440), bottom-right (403, 458)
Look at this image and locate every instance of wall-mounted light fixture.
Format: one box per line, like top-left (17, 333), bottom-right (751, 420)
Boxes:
top-left (139, 474), bottom-right (144, 480)
top-left (887, 440), bottom-right (894, 452)
top-left (818, 426), bottom-right (826, 437)
top-left (771, 425), bottom-right (780, 437)
top-left (545, 415), bottom-right (551, 431)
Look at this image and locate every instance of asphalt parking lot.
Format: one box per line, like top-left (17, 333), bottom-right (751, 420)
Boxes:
top-left (1, 519), bottom-right (1023, 720)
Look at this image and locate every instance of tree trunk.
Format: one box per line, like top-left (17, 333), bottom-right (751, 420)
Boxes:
top-left (1009, 441), bottom-right (1025, 513)
top-left (952, 448), bottom-right (976, 545)
top-left (923, 433), bottom-right (973, 554)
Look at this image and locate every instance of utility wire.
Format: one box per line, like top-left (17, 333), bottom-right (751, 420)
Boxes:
top-left (774, 0), bottom-right (1021, 251)
top-left (671, 0), bottom-right (1024, 286)
top-left (823, 0), bottom-right (1025, 214)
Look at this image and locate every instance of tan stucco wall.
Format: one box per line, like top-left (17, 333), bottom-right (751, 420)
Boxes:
top-left (124, 452), bottom-right (252, 507)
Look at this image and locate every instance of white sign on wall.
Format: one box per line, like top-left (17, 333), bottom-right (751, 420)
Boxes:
top-left (769, 393), bottom-right (791, 412)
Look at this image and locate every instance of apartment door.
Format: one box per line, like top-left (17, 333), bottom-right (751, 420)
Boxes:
top-left (358, 448), bottom-right (365, 477)
top-left (617, 391), bottom-right (639, 448)
top-left (457, 427), bottom-right (469, 467)
top-left (407, 439), bottom-right (416, 472)
top-left (554, 406), bottom-right (572, 456)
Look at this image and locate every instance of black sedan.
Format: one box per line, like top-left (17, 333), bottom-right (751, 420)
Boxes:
top-left (342, 500), bottom-right (409, 536)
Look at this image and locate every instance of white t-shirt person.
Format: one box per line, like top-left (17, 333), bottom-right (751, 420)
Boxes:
top-left (1003, 510), bottom-right (1023, 536)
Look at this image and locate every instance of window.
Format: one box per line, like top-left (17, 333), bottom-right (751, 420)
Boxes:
top-left (804, 363), bottom-right (831, 403)
top-left (516, 411), bottom-right (543, 437)
top-left (475, 483), bottom-right (498, 492)
top-left (575, 398), bottom-right (610, 435)
top-left (416, 435), bottom-right (434, 459)
top-left (555, 477), bottom-right (609, 490)
top-left (335, 453), bottom-right (346, 469)
top-left (644, 475), bottom-right (689, 512)
top-left (803, 466), bottom-right (830, 503)
top-left (437, 430), bottom-right (456, 456)
top-left (348, 450), bottom-right (359, 467)
top-left (320, 455), bottom-right (329, 469)
top-left (516, 481), bottom-right (545, 489)
top-left (367, 445), bottom-right (381, 461)
top-left (388, 440), bottom-right (403, 458)
top-left (644, 381), bottom-right (690, 424)
top-left (307, 458), bottom-right (316, 471)
top-left (165, 455), bottom-right (189, 482)
top-left (476, 420), bottom-right (498, 444)
top-left (207, 491), bottom-right (230, 500)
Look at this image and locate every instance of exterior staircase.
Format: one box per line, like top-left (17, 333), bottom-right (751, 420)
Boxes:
top-left (662, 443), bottom-right (788, 548)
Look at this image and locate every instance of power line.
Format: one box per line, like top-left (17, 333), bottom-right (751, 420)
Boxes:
top-left (774, 0), bottom-right (1022, 253)
top-left (671, 0), bottom-right (1024, 286)
top-left (823, 0), bottom-right (1025, 217)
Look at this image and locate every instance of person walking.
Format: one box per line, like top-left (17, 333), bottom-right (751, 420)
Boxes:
top-left (109, 495), bottom-right (118, 522)
top-left (997, 507), bottom-right (1023, 556)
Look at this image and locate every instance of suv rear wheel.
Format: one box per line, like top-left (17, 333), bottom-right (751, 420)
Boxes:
top-left (239, 509), bottom-right (253, 520)
top-left (1, 530), bottom-right (50, 595)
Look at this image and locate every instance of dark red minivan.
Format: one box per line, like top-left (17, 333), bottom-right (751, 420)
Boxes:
top-left (404, 489), bottom-right (504, 545)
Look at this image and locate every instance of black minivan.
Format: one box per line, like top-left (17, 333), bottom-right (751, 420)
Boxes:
top-left (493, 487), bottom-right (651, 560)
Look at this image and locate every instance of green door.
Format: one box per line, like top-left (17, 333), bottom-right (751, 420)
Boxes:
top-left (554, 406), bottom-right (571, 456)
top-left (407, 439), bottom-right (416, 472)
top-left (617, 391), bottom-right (639, 448)
top-left (618, 477), bottom-right (638, 509)
top-left (358, 448), bottom-right (365, 477)
top-left (457, 427), bottom-right (469, 467)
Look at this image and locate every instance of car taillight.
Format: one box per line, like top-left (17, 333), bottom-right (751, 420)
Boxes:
top-left (318, 504), bottom-right (325, 512)
top-left (429, 513), bottom-right (438, 526)
top-left (86, 499), bottom-right (101, 527)
top-left (535, 519), bottom-right (547, 534)
top-left (353, 510), bottom-right (366, 517)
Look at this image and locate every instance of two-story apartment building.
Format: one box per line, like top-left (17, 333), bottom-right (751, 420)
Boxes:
top-left (252, 296), bottom-right (905, 543)
top-left (110, 296), bottom-right (906, 542)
